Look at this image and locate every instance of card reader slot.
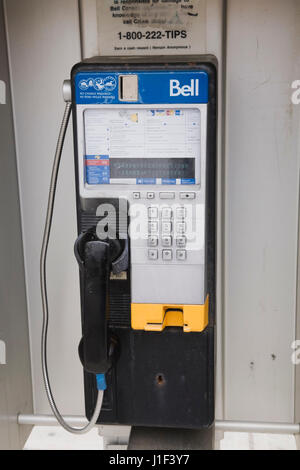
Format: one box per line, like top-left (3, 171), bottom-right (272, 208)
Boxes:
top-left (119, 75), bottom-right (138, 101)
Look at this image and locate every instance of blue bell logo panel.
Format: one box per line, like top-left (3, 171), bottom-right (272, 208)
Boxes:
top-left (75, 70), bottom-right (209, 105)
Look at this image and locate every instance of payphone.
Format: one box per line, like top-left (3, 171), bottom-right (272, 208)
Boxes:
top-left (41, 56), bottom-right (216, 434)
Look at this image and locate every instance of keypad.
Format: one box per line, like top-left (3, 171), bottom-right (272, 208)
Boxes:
top-left (147, 205), bottom-right (187, 262)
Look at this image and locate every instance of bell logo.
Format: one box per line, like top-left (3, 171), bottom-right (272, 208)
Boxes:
top-left (170, 79), bottom-right (199, 97)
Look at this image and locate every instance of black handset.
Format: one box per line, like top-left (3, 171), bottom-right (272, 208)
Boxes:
top-left (75, 230), bottom-right (128, 374)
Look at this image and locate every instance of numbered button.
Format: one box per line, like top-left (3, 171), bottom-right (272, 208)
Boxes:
top-left (162, 236), bottom-right (172, 247)
top-left (162, 221), bottom-right (172, 234)
top-left (176, 207), bottom-right (186, 219)
top-left (162, 250), bottom-right (173, 261)
top-left (148, 249), bottom-right (158, 260)
top-left (162, 207), bottom-right (173, 219)
top-left (148, 221), bottom-right (158, 234)
top-left (176, 222), bottom-right (186, 234)
top-left (176, 236), bottom-right (186, 248)
top-left (176, 250), bottom-right (187, 261)
top-left (148, 207), bottom-right (158, 219)
top-left (148, 236), bottom-right (158, 247)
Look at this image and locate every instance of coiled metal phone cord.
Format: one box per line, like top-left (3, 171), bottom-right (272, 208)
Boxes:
top-left (40, 102), bottom-right (103, 434)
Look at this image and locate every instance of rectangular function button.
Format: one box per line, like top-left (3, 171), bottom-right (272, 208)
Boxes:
top-left (162, 250), bottom-right (173, 261)
top-left (133, 192), bottom-right (140, 199)
top-left (147, 192), bottom-right (155, 199)
top-left (180, 192), bottom-right (196, 200)
top-left (148, 249), bottom-right (158, 260)
top-left (159, 192), bottom-right (175, 199)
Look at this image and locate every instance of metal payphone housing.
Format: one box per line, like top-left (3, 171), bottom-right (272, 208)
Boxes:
top-left (71, 56), bottom-right (217, 429)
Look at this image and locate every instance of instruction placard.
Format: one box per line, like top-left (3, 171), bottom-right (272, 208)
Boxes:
top-left (84, 107), bottom-right (200, 185)
top-left (96, 0), bottom-right (207, 56)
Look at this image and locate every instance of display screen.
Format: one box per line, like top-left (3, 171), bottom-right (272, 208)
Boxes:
top-left (84, 108), bottom-right (200, 185)
top-left (110, 158), bottom-right (195, 180)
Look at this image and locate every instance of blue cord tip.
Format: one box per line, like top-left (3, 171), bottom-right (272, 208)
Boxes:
top-left (96, 373), bottom-right (107, 391)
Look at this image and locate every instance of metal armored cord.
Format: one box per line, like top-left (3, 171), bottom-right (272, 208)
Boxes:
top-left (40, 102), bottom-right (103, 434)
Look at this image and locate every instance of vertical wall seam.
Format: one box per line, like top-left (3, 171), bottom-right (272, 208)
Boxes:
top-left (294, 168), bottom-right (300, 424)
top-left (220, 0), bottom-right (228, 421)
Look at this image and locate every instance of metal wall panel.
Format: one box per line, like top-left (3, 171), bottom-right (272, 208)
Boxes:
top-left (4, 0), bottom-right (82, 414)
top-left (224, 0), bottom-right (300, 422)
top-left (0, 0), bottom-right (33, 449)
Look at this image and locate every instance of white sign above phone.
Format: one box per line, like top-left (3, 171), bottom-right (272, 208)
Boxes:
top-left (94, 0), bottom-right (207, 56)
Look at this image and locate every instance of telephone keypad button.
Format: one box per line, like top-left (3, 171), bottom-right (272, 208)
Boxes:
top-left (162, 236), bottom-right (172, 248)
top-left (176, 236), bottom-right (187, 248)
top-left (162, 221), bottom-right (172, 234)
top-left (148, 249), bottom-right (158, 260)
top-left (148, 207), bottom-right (158, 219)
top-left (176, 207), bottom-right (186, 219)
top-left (148, 236), bottom-right (158, 247)
top-left (176, 222), bottom-right (186, 234)
top-left (148, 221), bottom-right (158, 234)
top-left (176, 250), bottom-right (187, 261)
top-left (162, 250), bottom-right (173, 261)
top-left (162, 207), bottom-right (172, 219)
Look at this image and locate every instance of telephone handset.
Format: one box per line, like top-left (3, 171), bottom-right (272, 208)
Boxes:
top-left (74, 229), bottom-right (128, 374)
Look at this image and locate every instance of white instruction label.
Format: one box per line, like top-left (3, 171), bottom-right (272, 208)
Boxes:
top-left (84, 108), bottom-right (201, 185)
top-left (84, 108), bottom-right (200, 159)
top-left (96, 0), bottom-right (207, 56)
